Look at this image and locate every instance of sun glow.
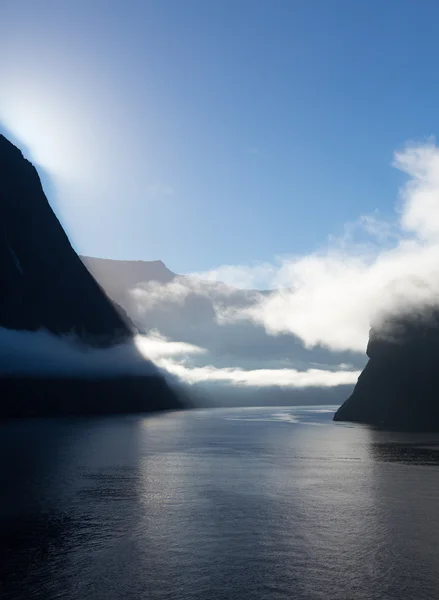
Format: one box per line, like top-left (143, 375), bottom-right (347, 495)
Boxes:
top-left (0, 75), bottom-right (95, 178)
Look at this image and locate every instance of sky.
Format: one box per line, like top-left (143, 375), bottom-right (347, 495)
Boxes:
top-left (2, 0), bottom-right (439, 275)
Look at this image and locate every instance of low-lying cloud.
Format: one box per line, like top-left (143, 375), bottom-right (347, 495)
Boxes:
top-left (133, 329), bottom-right (206, 361)
top-left (0, 327), bottom-right (158, 378)
top-left (157, 359), bottom-right (360, 388)
top-left (0, 327), bottom-right (358, 393)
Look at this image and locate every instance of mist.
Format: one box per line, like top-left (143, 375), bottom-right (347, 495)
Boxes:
top-left (0, 328), bottom-right (159, 378)
top-left (0, 326), bottom-right (360, 409)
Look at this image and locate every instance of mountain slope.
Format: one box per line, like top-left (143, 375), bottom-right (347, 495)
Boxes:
top-left (334, 316), bottom-right (439, 430)
top-left (81, 255), bottom-right (175, 315)
top-left (0, 134), bottom-right (130, 343)
top-left (0, 134), bottom-right (182, 416)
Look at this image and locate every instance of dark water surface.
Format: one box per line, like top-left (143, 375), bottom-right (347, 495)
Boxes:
top-left (2, 406), bottom-right (439, 600)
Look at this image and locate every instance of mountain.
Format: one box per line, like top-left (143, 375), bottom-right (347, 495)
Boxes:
top-left (0, 134), bottom-right (132, 343)
top-left (0, 134), bottom-right (181, 416)
top-left (80, 256), bottom-right (265, 344)
top-left (82, 256), bottom-right (175, 303)
top-left (334, 315), bottom-right (439, 430)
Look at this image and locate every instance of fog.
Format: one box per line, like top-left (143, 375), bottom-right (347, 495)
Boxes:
top-left (0, 327), bottom-right (359, 407)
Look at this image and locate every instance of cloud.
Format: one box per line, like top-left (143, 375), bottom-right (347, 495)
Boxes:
top-left (396, 141), bottom-right (439, 240)
top-left (155, 359), bottom-right (360, 388)
top-left (131, 329), bottom-right (359, 390)
top-left (0, 327), bottom-right (356, 400)
top-left (0, 327), bottom-right (200, 379)
top-left (130, 275), bottom-right (262, 318)
top-left (189, 263), bottom-right (276, 290)
top-left (133, 329), bottom-right (206, 359)
top-left (192, 141), bottom-right (439, 353)
top-left (131, 277), bottom-right (201, 310)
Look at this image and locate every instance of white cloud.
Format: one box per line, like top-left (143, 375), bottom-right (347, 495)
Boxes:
top-left (130, 277), bottom-right (198, 310)
top-left (133, 330), bottom-right (359, 390)
top-left (155, 359), bottom-right (360, 388)
top-left (193, 141), bottom-right (439, 353)
top-left (396, 141), bottom-right (439, 240)
top-left (130, 275), bottom-right (260, 314)
top-left (190, 263), bottom-right (276, 290)
top-left (0, 327), bottom-right (356, 392)
top-left (0, 328), bottom-right (201, 378)
top-left (134, 331), bottom-right (359, 389)
top-left (133, 329), bottom-right (206, 359)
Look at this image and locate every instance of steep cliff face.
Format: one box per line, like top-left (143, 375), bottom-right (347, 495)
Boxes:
top-left (334, 315), bottom-right (439, 430)
top-left (0, 134), bottom-right (182, 416)
top-left (0, 134), bottom-right (131, 343)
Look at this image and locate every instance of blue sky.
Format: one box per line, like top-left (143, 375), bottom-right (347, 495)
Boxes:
top-left (1, 0), bottom-right (439, 274)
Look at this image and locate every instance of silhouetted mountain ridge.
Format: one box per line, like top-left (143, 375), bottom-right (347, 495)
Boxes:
top-left (334, 312), bottom-right (439, 430)
top-left (0, 134), bottom-right (132, 343)
top-left (0, 134), bottom-right (182, 417)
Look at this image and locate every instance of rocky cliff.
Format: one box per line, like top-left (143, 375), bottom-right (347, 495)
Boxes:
top-left (0, 134), bottom-right (132, 343)
top-left (333, 314), bottom-right (439, 430)
top-left (0, 134), bottom-right (182, 416)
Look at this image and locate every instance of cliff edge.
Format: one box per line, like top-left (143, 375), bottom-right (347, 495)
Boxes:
top-left (334, 314), bottom-right (439, 430)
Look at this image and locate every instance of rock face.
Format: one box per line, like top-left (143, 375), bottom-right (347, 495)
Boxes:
top-left (82, 255), bottom-right (176, 299)
top-left (0, 134), bottom-right (182, 417)
top-left (333, 315), bottom-right (439, 430)
top-left (0, 376), bottom-right (182, 418)
top-left (0, 134), bottom-right (131, 343)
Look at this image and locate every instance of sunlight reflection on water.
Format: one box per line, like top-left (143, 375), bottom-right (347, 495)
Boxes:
top-left (2, 407), bottom-right (439, 599)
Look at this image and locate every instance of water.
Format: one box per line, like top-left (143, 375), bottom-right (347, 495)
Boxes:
top-left (2, 406), bottom-right (439, 600)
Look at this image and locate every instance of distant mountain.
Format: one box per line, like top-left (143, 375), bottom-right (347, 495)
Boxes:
top-left (80, 256), bottom-right (265, 347)
top-left (82, 256), bottom-right (365, 381)
top-left (0, 134), bottom-right (181, 417)
top-left (334, 315), bottom-right (439, 430)
top-left (82, 256), bottom-right (175, 300)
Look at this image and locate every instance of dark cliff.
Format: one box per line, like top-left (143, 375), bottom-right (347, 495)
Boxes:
top-left (333, 314), bottom-right (439, 430)
top-left (0, 134), bottom-right (182, 417)
top-left (0, 134), bottom-right (131, 342)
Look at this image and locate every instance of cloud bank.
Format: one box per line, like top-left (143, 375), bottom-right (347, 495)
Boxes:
top-left (0, 328), bottom-right (159, 378)
top-left (157, 359), bottom-right (360, 388)
top-left (186, 141), bottom-right (439, 353)
top-left (0, 327), bottom-right (357, 394)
